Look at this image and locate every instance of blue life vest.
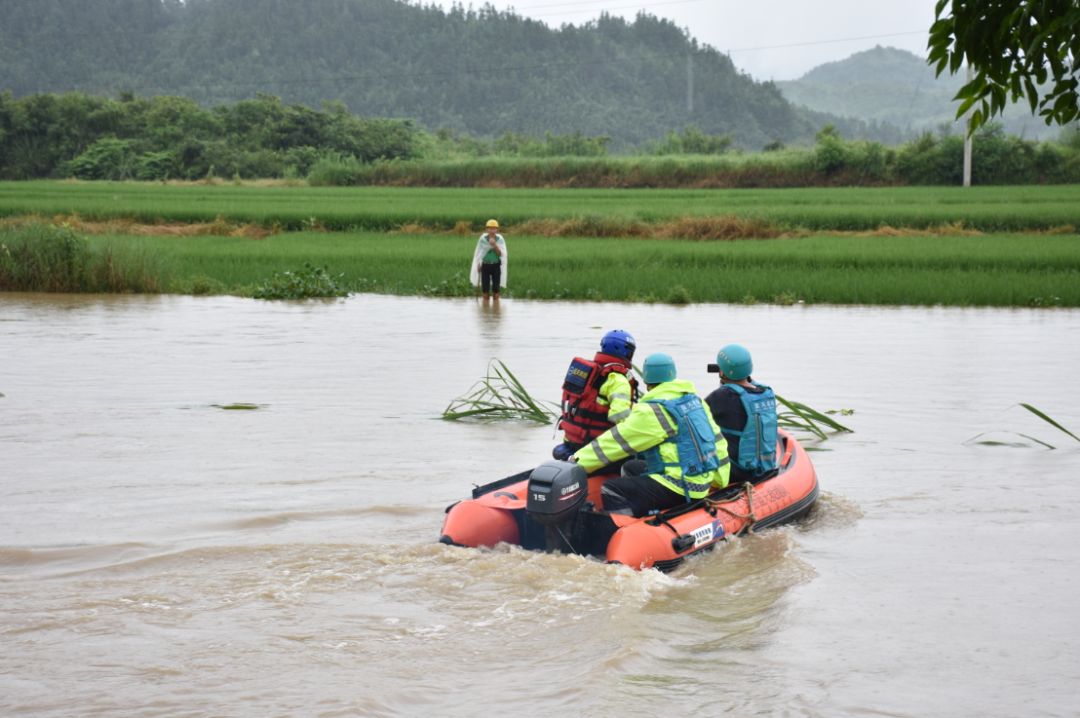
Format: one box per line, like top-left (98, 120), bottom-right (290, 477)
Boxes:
top-left (721, 383), bottom-right (778, 476)
top-left (641, 394), bottom-right (721, 499)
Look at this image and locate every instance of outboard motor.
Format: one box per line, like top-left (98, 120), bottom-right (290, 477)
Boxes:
top-left (526, 460), bottom-right (589, 554)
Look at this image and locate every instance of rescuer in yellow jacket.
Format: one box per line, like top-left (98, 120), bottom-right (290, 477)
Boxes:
top-left (573, 352), bottom-right (730, 517)
top-left (552, 329), bottom-right (639, 461)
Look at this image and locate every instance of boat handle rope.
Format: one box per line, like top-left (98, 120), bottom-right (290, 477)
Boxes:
top-left (706, 482), bottom-right (757, 536)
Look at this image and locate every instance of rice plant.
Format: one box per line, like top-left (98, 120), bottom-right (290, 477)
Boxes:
top-left (776, 394), bottom-right (854, 440)
top-left (967, 403), bottom-right (1080, 449)
top-left (3, 181), bottom-right (1080, 233)
top-left (1019, 403), bottom-right (1080, 443)
top-left (443, 359), bottom-right (558, 424)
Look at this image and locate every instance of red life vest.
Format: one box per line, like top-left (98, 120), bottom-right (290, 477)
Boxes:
top-left (557, 352), bottom-right (639, 446)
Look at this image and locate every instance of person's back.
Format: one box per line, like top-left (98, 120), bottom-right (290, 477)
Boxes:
top-left (553, 330), bottom-right (637, 461)
top-left (573, 353), bottom-right (730, 517)
top-left (705, 344), bottom-right (778, 483)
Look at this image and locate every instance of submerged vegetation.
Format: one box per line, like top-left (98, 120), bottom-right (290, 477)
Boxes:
top-left (967, 403), bottom-right (1080, 449)
top-left (1019, 404), bottom-right (1080, 444)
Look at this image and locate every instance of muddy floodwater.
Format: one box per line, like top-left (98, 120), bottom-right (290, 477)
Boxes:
top-left (1, 293), bottom-right (1078, 717)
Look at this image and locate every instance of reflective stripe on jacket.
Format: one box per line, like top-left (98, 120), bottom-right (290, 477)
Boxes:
top-left (574, 379), bottom-right (730, 496)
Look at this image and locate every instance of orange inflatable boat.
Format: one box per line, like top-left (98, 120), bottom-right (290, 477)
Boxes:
top-left (439, 429), bottom-right (819, 572)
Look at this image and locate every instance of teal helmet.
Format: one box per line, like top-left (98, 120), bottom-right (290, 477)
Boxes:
top-left (642, 352), bottom-right (677, 384)
top-left (714, 344), bottom-right (752, 380)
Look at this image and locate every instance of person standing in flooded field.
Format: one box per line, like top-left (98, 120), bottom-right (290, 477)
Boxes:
top-left (469, 219), bottom-right (507, 302)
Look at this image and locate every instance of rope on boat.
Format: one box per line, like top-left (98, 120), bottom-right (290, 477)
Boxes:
top-left (555, 523), bottom-right (579, 554)
top-left (707, 482), bottom-right (757, 536)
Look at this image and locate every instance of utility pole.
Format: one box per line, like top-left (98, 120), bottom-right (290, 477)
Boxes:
top-left (963, 64), bottom-right (973, 187)
top-left (686, 53), bottom-right (694, 115)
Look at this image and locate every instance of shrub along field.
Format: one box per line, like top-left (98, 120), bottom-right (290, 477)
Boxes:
top-left (3, 181), bottom-right (1080, 233)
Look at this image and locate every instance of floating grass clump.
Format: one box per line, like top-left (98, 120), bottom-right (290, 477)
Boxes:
top-left (776, 395), bottom-right (854, 440)
top-left (252, 263), bottom-right (348, 299)
top-left (443, 360), bottom-right (558, 424)
top-left (212, 403), bottom-right (261, 411)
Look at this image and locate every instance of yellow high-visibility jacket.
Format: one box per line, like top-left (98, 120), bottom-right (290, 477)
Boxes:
top-left (598, 371), bottom-right (633, 424)
top-left (574, 379), bottom-right (730, 498)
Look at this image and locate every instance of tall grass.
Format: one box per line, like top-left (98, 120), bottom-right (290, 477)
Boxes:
top-left (3, 181), bottom-right (1080, 233)
top-left (0, 222), bottom-right (166, 292)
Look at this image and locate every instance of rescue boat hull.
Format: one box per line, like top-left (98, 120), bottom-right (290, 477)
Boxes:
top-left (440, 429), bottom-right (818, 572)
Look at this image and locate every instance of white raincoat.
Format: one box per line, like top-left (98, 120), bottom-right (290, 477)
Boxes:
top-left (468, 233), bottom-right (508, 289)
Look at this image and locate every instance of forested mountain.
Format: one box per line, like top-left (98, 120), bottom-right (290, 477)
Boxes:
top-left (777, 46), bottom-right (1060, 140)
top-left (0, 0), bottom-right (884, 148)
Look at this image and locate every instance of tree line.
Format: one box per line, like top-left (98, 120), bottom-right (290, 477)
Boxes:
top-left (2, 91), bottom-right (1078, 186)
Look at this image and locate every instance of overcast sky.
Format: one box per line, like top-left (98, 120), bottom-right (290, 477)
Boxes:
top-left (430, 0), bottom-right (942, 81)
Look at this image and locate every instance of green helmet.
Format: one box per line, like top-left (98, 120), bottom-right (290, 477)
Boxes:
top-left (642, 352), bottom-right (677, 384)
top-left (715, 344), bottom-right (752, 380)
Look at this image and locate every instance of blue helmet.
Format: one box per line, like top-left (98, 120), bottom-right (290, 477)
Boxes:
top-left (600, 329), bottom-right (636, 361)
top-left (715, 344), bottom-right (753, 380)
top-left (642, 352), bottom-right (677, 384)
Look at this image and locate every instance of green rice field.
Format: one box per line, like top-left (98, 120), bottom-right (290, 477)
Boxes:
top-left (3, 181), bottom-right (1080, 232)
top-left (56, 230), bottom-right (1079, 307)
top-left (2, 181), bottom-right (1079, 306)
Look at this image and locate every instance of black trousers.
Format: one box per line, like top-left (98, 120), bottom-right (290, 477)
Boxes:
top-left (480, 263), bottom-right (501, 293)
top-left (600, 471), bottom-right (688, 517)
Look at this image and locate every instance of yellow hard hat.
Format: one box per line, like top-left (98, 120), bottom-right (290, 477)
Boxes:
top-left (485, 219), bottom-right (499, 229)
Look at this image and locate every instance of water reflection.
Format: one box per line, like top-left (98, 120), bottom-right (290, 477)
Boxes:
top-left (1, 293), bottom-right (1079, 717)
top-left (474, 294), bottom-right (505, 356)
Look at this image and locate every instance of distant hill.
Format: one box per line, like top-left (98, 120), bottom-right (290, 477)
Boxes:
top-left (777, 46), bottom-right (1060, 140)
top-left (0, 0), bottom-right (892, 149)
